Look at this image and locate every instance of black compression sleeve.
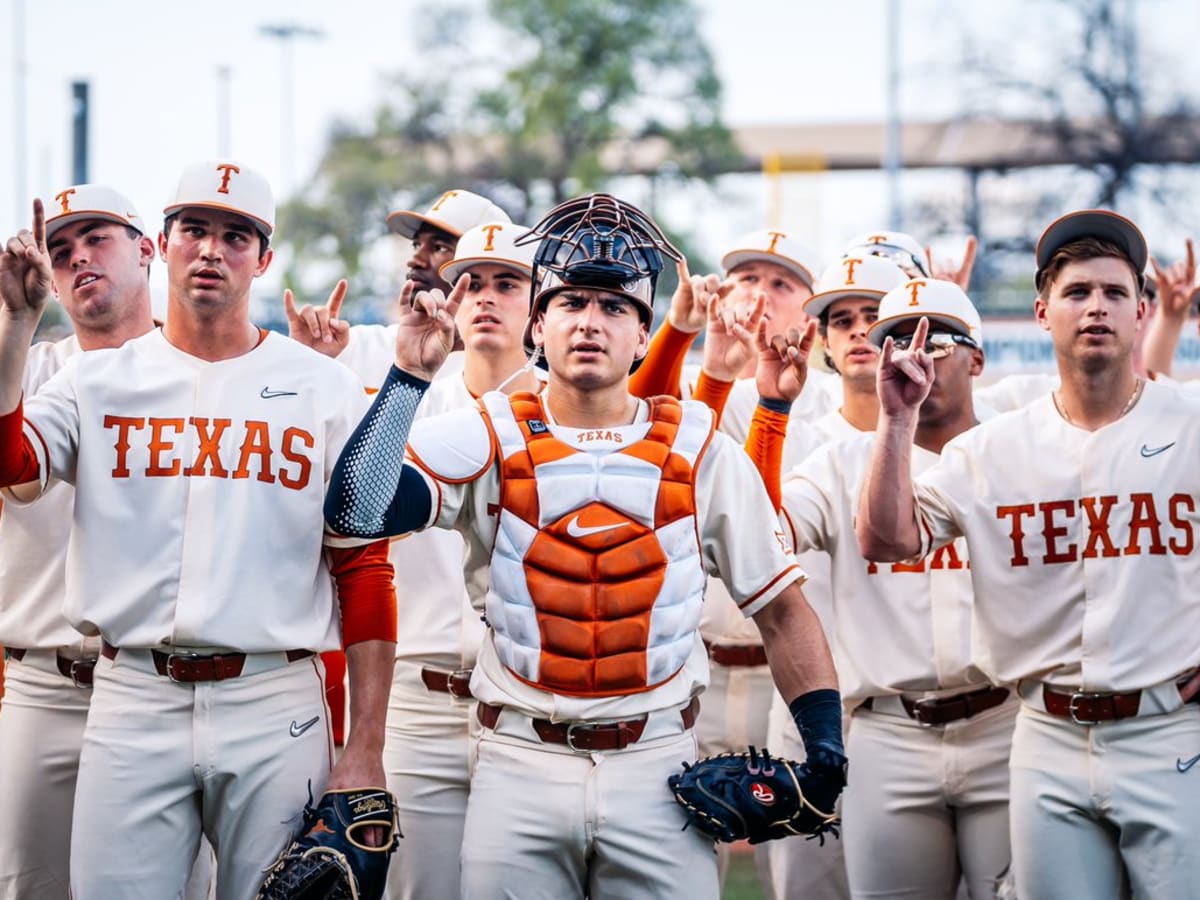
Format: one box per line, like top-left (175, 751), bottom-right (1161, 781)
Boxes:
top-left (325, 365), bottom-right (433, 538)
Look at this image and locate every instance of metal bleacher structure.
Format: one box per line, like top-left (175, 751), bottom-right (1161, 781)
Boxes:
top-left (605, 115), bottom-right (1200, 375)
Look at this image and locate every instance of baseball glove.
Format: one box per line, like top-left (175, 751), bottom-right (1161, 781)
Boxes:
top-left (256, 786), bottom-right (402, 900)
top-left (667, 745), bottom-right (844, 845)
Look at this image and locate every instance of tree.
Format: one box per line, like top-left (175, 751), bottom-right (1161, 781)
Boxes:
top-left (277, 0), bottom-right (736, 309)
top-left (912, 0), bottom-right (1200, 312)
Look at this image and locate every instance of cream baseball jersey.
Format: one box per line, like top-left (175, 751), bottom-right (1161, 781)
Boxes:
top-left (914, 378), bottom-right (1200, 691)
top-left (974, 372), bottom-right (1060, 414)
top-left (403, 394), bottom-right (804, 722)
top-left (7, 329), bottom-right (369, 651)
top-left (0, 336), bottom-right (89, 649)
top-left (699, 400), bottom-right (851, 646)
top-left (783, 434), bottom-right (988, 707)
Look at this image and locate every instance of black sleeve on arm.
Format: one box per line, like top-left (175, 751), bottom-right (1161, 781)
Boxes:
top-left (325, 365), bottom-right (434, 539)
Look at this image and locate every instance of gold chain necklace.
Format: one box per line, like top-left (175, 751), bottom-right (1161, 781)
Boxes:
top-left (1053, 377), bottom-right (1144, 426)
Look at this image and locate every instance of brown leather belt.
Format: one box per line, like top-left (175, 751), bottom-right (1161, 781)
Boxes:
top-left (1042, 686), bottom-right (1143, 724)
top-left (704, 640), bottom-right (769, 667)
top-left (420, 666), bottom-right (474, 699)
top-left (5, 647), bottom-right (97, 688)
top-left (101, 642), bottom-right (312, 683)
top-left (477, 697), bottom-right (700, 752)
top-left (864, 686), bottom-right (1010, 726)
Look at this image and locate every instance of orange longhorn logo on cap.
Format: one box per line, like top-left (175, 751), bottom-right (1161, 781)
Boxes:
top-left (215, 163), bottom-right (241, 195)
top-left (907, 280), bottom-right (926, 307)
top-left (842, 257), bottom-right (861, 285)
top-left (55, 188), bottom-right (76, 215)
top-left (765, 231), bottom-right (786, 254)
top-left (430, 190), bottom-right (459, 213)
top-left (482, 223), bottom-right (504, 252)
top-left (868, 234), bottom-right (889, 244)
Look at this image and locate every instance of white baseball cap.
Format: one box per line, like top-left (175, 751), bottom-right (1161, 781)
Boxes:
top-left (387, 190), bottom-right (511, 239)
top-left (842, 230), bottom-right (930, 278)
top-left (869, 277), bottom-right (983, 347)
top-left (804, 255), bottom-right (909, 319)
top-left (439, 221), bottom-right (535, 283)
top-left (163, 160), bottom-right (275, 239)
top-left (45, 184), bottom-right (145, 239)
top-left (721, 229), bottom-right (819, 289)
top-left (1035, 209), bottom-right (1147, 283)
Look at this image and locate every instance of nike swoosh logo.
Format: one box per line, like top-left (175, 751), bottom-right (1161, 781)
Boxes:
top-left (289, 716), bottom-right (320, 738)
top-left (565, 515), bottom-right (626, 538)
top-left (1141, 442), bottom-right (1175, 458)
top-left (261, 387), bottom-right (298, 399)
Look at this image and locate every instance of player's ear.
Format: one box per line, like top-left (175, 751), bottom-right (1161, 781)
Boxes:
top-left (254, 247), bottom-right (274, 277)
top-left (137, 236), bottom-right (155, 268)
top-left (1033, 296), bottom-right (1051, 333)
top-left (969, 347), bottom-right (984, 377)
top-left (634, 319), bottom-right (651, 360)
top-left (530, 311), bottom-right (546, 346)
top-left (157, 231), bottom-right (169, 262)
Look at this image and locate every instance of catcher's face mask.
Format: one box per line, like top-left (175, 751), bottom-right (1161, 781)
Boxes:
top-left (517, 193), bottom-right (682, 371)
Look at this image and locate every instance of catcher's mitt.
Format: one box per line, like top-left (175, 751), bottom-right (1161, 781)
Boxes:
top-left (256, 787), bottom-right (402, 900)
top-left (667, 745), bottom-right (844, 845)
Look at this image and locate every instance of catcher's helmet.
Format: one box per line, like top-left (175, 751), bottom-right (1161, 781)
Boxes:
top-left (517, 193), bottom-right (681, 359)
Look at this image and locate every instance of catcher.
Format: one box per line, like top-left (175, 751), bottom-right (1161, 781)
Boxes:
top-left (323, 192), bottom-right (846, 898)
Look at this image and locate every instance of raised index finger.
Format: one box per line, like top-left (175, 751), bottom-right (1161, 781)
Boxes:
top-left (444, 273), bottom-right (470, 319)
top-left (327, 279), bottom-right (348, 317)
top-left (911, 315), bottom-right (930, 351)
top-left (32, 199), bottom-right (46, 252)
top-left (1187, 238), bottom-right (1195, 278)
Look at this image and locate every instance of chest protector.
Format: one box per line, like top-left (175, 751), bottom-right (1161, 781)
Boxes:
top-left (481, 391), bottom-right (714, 698)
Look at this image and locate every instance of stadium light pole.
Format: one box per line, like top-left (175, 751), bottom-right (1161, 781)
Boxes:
top-left (884, 0), bottom-right (902, 231)
top-left (258, 23), bottom-right (324, 199)
top-left (13, 0), bottom-right (28, 226)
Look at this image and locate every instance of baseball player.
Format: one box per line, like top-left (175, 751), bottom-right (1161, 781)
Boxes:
top-left (748, 252), bottom-right (909, 900)
top-left (324, 193), bottom-right (846, 899)
top-left (0, 161), bottom-right (398, 900)
top-left (638, 236), bottom-right (892, 897)
top-left (288, 189), bottom-right (511, 376)
top-left (751, 278), bottom-right (1015, 899)
top-left (0, 186), bottom-right (155, 897)
top-left (857, 209), bottom-right (1200, 898)
top-left (287, 194), bottom-right (525, 900)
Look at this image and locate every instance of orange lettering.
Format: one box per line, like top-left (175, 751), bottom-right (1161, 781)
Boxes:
top-left (867, 234), bottom-right (888, 244)
top-left (215, 163), bottom-right (240, 194)
top-left (842, 257), bottom-right (861, 285)
top-left (907, 280), bottom-right (926, 307)
top-left (765, 230), bottom-right (786, 254)
top-left (1039, 499), bottom-right (1077, 564)
top-left (996, 504), bottom-right (1036, 566)
top-left (890, 559), bottom-right (926, 574)
top-left (279, 428), bottom-right (314, 490)
top-left (481, 223), bottom-right (503, 252)
top-left (232, 420), bottom-right (276, 483)
top-left (930, 542), bottom-right (966, 570)
top-left (1125, 492), bottom-right (1166, 555)
top-left (104, 415), bottom-right (145, 478)
top-left (55, 188), bottom-right (76, 215)
top-left (146, 418), bottom-right (185, 477)
top-left (429, 190), bottom-right (459, 213)
top-left (1169, 493), bottom-right (1195, 555)
top-left (1080, 495), bottom-right (1119, 558)
top-left (184, 417), bottom-right (231, 478)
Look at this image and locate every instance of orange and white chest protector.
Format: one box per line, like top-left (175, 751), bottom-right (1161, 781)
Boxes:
top-left (479, 391), bottom-right (715, 698)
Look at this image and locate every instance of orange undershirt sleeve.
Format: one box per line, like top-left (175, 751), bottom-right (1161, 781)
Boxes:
top-left (745, 403), bottom-right (790, 513)
top-left (629, 321), bottom-right (699, 400)
top-left (328, 539), bottom-right (397, 646)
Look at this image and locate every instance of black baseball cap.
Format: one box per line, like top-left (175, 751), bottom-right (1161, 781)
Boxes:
top-left (1035, 210), bottom-right (1148, 281)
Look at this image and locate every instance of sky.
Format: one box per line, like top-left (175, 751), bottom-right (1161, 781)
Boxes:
top-left (2, 0), bottom-right (1199, 311)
